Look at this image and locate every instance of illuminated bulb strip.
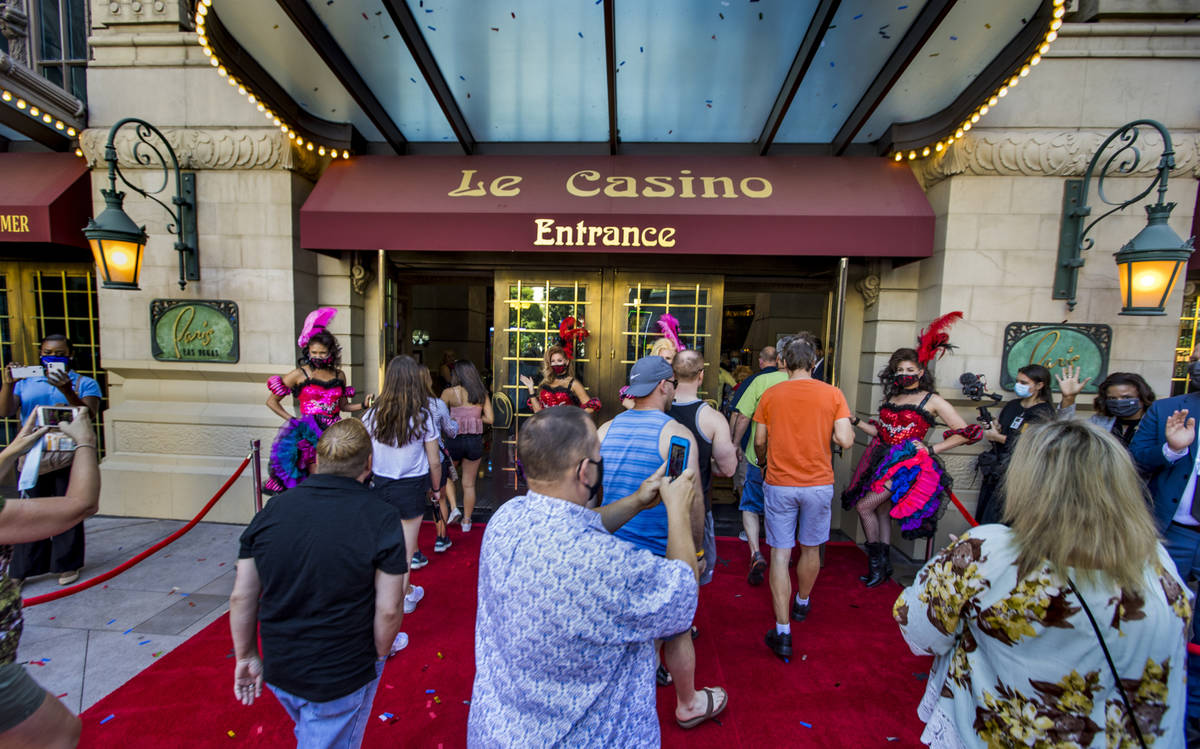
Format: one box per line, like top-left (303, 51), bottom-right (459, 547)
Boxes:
top-left (193, 8), bottom-right (349, 159)
top-left (891, 8), bottom-right (1062, 162)
top-left (0, 88), bottom-right (81, 142)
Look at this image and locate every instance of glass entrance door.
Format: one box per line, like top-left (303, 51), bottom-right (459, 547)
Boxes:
top-left (490, 270), bottom-right (723, 495)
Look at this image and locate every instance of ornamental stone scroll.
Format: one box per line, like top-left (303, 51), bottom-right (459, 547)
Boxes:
top-left (78, 127), bottom-right (327, 180)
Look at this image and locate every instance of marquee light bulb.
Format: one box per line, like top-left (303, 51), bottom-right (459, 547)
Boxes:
top-left (988, 96), bottom-right (998, 106)
top-left (1045, 31), bottom-right (1057, 43)
top-left (907, 151), bottom-right (916, 160)
top-left (954, 128), bottom-right (963, 138)
top-left (318, 146), bottom-right (326, 156)
top-left (342, 150), bottom-right (350, 159)
top-left (963, 122), bottom-right (972, 132)
top-left (29, 106), bottom-right (39, 116)
top-left (998, 87), bottom-right (1008, 97)
top-left (935, 142), bottom-right (943, 152)
top-left (1050, 18), bottom-right (1062, 30)
top-left (0, 91), bottom-right (10, 101)
top-left (1031, 54), bottom-right (1042, 65)
top-left (67, 127), bottom-right (76, 136)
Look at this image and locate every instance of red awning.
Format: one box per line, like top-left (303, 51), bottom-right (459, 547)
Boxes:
top-left (300, 156), bottom-right (933, 258)
top-left (0, 153), bottom-right (91, 249)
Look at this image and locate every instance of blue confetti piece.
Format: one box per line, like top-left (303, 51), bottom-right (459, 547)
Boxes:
top-left (705, 99), bottom-right (712, 103)
top-left (106, 619), bottom-right (116, 625)
top-left (138, 640), bottom-right (151, 645)
top-left (639, 46), bottom-right (644, 52)
top-left (853, 13), bottom-right (862, 19)
top-left (427, 26), bottom-right (436, 31)
top-left (595, 0), bottom-right (601, 4)
top-left (123, 628), bottom-right (133, 634)
top-left (100, 714), bottom-right (115, 725)
top-left (425, 7), bottom-right (432, 11)
top-left (578, 31), bottom-right (583, 38)
top-left (800, 721), bottom-right (813, 728)
top-left (619, 60), bottom-right (625, 65)
top-left (180, 593), bottom-right (189, 597)
top-left (459, 75), bottom-right (465, 80)
top-left (39, 658), bottom-right (50, 663)
top-left (830, 61), bottom-right (835, 67)
top-left (898, 4), bottom-right (908, 8)
top-left (949, 35), bottom-right (958, 40)
top-left (410, 77), bottom-right (416, 83)
top-left (832, 103), bottom-right (838, 108)
top-left (425, 689), bottom-right (436, 694)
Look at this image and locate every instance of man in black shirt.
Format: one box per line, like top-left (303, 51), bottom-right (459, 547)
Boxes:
top-left (230, 419), bottom-right (408, 748)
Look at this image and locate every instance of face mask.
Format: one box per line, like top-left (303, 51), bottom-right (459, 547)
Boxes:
top-left (893, 373), bottom-right (920, 389)
top-left (581, 457), bottom-right (604, 504)
top-left (1014, 382), bottom-right (1033, 398)
top-left (1106, 398), bottom-right (1142, 418)
top-left (551, 364), bottom-right (569, 376)
top-left (308, 355), bottom-right (335, 369)
top-left (40, 355), bottom-right (70, 372)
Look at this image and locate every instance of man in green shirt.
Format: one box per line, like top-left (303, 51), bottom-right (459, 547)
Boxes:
top-left (730, 339), bottom-right (789, 585)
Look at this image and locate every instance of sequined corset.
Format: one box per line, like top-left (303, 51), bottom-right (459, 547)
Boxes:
top-left (876, 402), bottom-right (936, 446)
top-left (538, 384), bottom-right (580, 408)
top-left (295, 378), bottom-right (346, 421)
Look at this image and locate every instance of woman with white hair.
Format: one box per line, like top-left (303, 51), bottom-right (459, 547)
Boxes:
top-left (896, 419), bottom-right (1189, 747)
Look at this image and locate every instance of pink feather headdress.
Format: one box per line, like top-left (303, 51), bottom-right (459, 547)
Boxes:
top-left (656, 313), bottom-right (686, 352)
top-left (298, 307), bottom-right (337, 348)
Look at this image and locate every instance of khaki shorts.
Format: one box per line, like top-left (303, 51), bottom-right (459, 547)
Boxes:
top-left (0, 662), bottom-right (47, 733)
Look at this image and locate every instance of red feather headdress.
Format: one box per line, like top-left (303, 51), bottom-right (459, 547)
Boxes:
top-left (558, 316), bottom-right (590, 359)
top-left (916, 311), bottom-right (963, 365)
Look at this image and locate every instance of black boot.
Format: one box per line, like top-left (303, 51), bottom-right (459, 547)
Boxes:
top-left (859, 542), bottom-right (878, 583)
top-left (865, 543), bottom-right (892, 588)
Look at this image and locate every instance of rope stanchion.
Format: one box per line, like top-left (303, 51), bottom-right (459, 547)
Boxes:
top-left (22, 455), bottom-right (252, 608)
top-left (948, 492), bottom-right (980, 528)
top-left (1189, 643), bottom-right (1200, 657)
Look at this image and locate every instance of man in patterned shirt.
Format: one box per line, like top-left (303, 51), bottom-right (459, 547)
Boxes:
top-left (469, 406), bottom-right (713, 747)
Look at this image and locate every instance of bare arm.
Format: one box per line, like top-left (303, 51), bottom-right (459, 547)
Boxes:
top-left (853, 416), bottom-right (879, 439)
top-left (230, 559), bottom-right (264, 706)
top-left (373, 570), bottom-right (406, 658)
top-left (730, 412), bottom-right (750, 446)
top-left (482, 394), bottom-right (494, 425)
top-left (424, 439), bottom-right (442, 496)
top-left (0, 363), bottom-right (18, 417)
top-left (571, 380), bottom-right (596, 413)
top-left (597, 464), bottom-right (666, 533)
top-left (753, 420), bottom-right (768, 465)
top-left (929, 395), bottom-right (969, 455)
top-left (703, 406), bottom-right (738, 477)
top-left (0, 413), bottom-right (100, 545)
top-left (833, 417), bottom-right (854, 449)
top-left (265, 369), bottom-right (306, 422)
top-left (520, 375), bottom-right (542, 413)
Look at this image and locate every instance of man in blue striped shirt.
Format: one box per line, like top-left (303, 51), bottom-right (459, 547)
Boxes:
top-left (598, 356), bottom-right (727, 730)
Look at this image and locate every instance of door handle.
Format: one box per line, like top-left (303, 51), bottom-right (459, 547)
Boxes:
top-left (610, 349), bottom-right (614, 360)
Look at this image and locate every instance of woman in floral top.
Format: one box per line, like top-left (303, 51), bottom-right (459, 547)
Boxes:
top-left (896, 419), bottom-right (1189, 748)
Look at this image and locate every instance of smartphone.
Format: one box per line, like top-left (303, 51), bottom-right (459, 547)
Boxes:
top-left (45, 361), bottom-right (66, 376)
top-left (667, 435), bottom-right (689, 479)
top-left (10, 365), bottom-right (44, 379)
top-left (36, 405), bottom-right (81, 427)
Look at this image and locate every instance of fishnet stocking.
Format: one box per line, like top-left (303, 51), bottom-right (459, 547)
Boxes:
top-left (856, 489), bottom-right (892, 543)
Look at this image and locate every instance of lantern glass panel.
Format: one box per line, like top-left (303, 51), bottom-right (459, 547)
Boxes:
top-left (1117, 258), bottom-right (1182, 313)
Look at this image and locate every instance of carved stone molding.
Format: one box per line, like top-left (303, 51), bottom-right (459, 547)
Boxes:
top-left (855, 274), bottom-right (881, 308)
top-left (0, 50), bottom-right (86, 120)
top-left (350, 252), bottom-right (373, 296)
top-left (913, 128), bottom-right (1200, 188)
top-left (78, 127), bottom-right (326, 180)
top-left (96, 0), bottom-right (187, 28)
top-left (0, 1), bottom-right (29, 67)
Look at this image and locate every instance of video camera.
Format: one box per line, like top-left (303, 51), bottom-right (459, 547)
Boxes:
top-left (959, 372), bottom-right (1003, 426)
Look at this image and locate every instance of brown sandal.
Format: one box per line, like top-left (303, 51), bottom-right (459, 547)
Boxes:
top-left (675, 686), bottom-right (728, 729)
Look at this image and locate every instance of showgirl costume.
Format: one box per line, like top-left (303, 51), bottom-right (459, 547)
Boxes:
top-left (264, 309), bottom-right (355, 493)
top-left (526, 317), bottom-right (602, 412)
top-left (841, 312), bottom-right (981, 539)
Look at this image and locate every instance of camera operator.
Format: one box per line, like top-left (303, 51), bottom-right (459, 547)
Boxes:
top-left (0, 410), bottom-right (100, 748)
top-left (0, 335), bottom-right (102, 587)
top-left (975, 364), bottom-right (1055, 524)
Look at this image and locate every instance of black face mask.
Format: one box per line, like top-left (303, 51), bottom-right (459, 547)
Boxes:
top-left (580, 457), bottom-right (604, 504)
top-left (893, 373), bottom-right (920, 389)
top-left (551, 364), bottom-right (569, 377)
top-left (308, 355), bottom-right (335, 370)
top-left (1106, 397), bottom-right (1142, 418)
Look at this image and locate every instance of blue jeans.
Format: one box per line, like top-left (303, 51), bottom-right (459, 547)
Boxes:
top-left (1163, 523), bottom-right (1200, 717)
top-left (269, 660), bottom-right (384, 749)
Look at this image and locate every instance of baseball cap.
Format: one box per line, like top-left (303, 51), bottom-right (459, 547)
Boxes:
top-left (625, 356), bottom-right (676, 398)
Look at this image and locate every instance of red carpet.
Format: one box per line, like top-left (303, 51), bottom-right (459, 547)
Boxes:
top-left (79, 524), bottom-right (932, 748)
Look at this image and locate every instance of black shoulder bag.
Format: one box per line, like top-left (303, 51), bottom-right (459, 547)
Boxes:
top-left (1067, 578), bottom-right (1148, 748)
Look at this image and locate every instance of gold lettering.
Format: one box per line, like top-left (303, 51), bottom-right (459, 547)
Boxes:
top-left (566, 170), bottom-right (601, 197)
top-left (20, 215), bottom-right (27, 232)
top-left (1027, 330), bottom-right (1083, 374)
top-left (640, 227), bottom-right (658, 246)
top-left (602, 227), bottom-right (620, 246)
top-left (448, 169), bottom-right (487, 197)
top-left (555, 224), bottom-right (574, 246)
top-left (641, 176), bottom-right (675, 198)
top-left (170, 306), bottom-right (217, 359)
top-left (700, 176), bottom-right (736, 199)
top-left (740, 177), bottom-right (772, 198)
top-left (620, 226), bottom-right (639, 247)
top-left (491, 175), bottom-right (522, 197)
top-left (533, 218), bottom-right (556, 245)
top-left (0, 216), bottom-right (9, 232)
top-left (657, 227), bottom-right (676, 247)
top-left (604, 176), bottom-right (638, 198)
top-left (586, 226), bottom-right (602, 246)
top-left (0, 214), bottom-right (27, 233)
top-left (679, 170), bottom-right (695, 199)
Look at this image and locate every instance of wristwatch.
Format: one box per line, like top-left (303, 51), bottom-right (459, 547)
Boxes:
top-left (851, 416), bottom-right (861, 426)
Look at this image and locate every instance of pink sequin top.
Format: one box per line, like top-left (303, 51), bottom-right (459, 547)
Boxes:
top-left (450, 405), bottom-right (484, 435)
top-left (296, 376), bottom-right (354, 426)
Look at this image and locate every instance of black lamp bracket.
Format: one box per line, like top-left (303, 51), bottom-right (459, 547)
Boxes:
top-left (1053, 119), bottom-right (1175, 310)
top-left (102, 118), bottom-right (199, 289)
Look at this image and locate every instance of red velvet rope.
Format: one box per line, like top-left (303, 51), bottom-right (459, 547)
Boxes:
top-left (21, 455), bottom-right (252, 607)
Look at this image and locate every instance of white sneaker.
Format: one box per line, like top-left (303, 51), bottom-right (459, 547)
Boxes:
top-left (447, 507), bottom-right (463, 525)
top-left (389, 632), bottom-right (409, 655)
top-left (462, 520), bottom-right (472, 532)
top-left (738, 531), bottom-right (749, 542)
top-left (404, 585), bottom-right (425, 614)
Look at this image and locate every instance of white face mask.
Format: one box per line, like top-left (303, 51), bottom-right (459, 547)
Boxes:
top-left (1014, 382), bottom-right (1033, 399)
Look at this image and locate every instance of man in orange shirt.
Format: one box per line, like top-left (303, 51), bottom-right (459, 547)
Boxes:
top-left (753, 337), bottom-right (854, 661)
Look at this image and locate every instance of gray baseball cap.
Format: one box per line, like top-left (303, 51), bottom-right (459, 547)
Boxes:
top-left (626, 356), bottom-right (675, 398)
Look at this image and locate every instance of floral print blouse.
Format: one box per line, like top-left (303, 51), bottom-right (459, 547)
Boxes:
top-left (895, 524), bottom-right (1190, 748)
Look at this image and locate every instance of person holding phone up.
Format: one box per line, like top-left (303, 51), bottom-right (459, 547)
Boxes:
top-left (0, 334), bottom-right (101, 587)
top-left (753, 336), bottom-right (855, 661)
